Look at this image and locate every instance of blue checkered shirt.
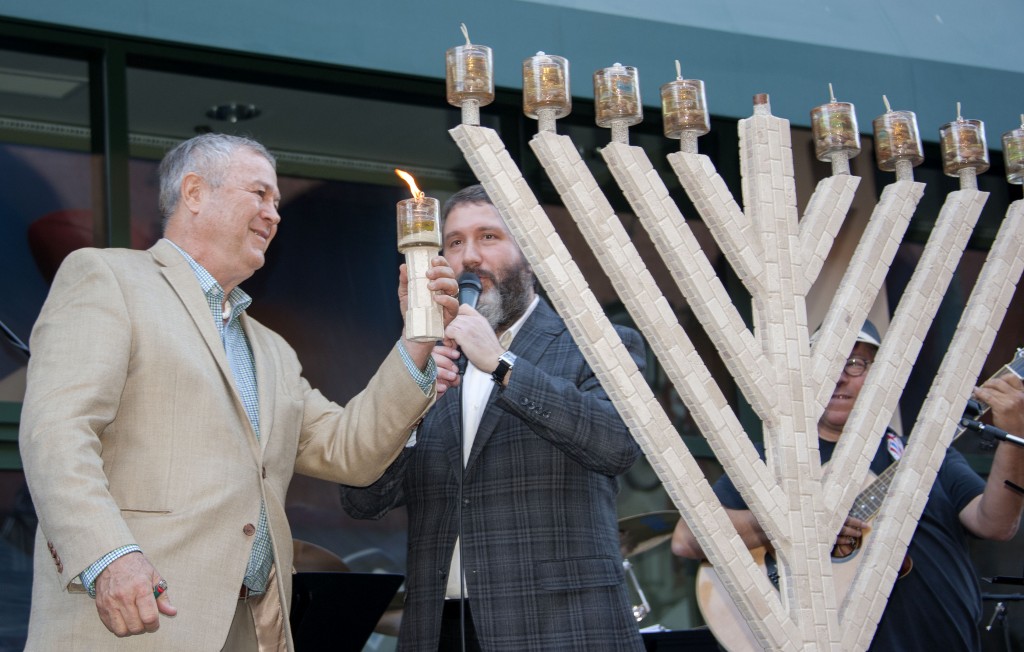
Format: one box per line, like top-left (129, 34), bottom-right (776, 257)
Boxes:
top-left (171, 244), bottom-right (272, 594)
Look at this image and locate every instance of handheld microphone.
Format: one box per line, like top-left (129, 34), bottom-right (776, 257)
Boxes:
top-left (456, 272), bottom-right (481, 375)
top-left (457, 272), bottom-right (481, 310)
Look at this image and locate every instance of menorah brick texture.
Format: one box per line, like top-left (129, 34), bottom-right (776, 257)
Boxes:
top-left (449, 95), bottom-right (1024, 651)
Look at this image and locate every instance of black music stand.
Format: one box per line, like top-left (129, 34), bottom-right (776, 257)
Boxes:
top-left (642, 627), bottom-right (720, 651)
top-left (290, 571), bottom-right (403, 652)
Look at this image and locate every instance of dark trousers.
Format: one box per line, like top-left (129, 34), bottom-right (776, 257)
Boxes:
top-left (438, 599), bottom-right (481, 652)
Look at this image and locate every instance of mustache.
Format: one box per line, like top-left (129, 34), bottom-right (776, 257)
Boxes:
top-left (464, 268), bottom-right (498, 285)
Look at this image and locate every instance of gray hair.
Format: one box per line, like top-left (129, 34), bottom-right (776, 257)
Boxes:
top-left (157, 133), bottom-right (276, 227)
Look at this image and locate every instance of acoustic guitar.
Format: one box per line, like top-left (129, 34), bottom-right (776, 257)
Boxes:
top-left (694, 349), bottom-right (1024, 652)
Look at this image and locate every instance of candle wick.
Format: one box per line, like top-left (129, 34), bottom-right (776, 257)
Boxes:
top-left (882, 94), bottom-right (892, 113)
top-left (828, 82), bottom-right (836, 103)
top-left (1020, 113), bottom-right (1024, 129)
top-left (956, 101), bottom-right (962, 121)
top-left (675, 59), bottom-right (683, 80)
top-left (460, 22), bottom-right (471, 46)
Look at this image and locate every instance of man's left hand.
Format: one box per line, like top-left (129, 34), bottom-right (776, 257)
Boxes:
top-left (445, 305), bottom-right (504, 373)
top-left (831, 516), bottom-right (866, 559)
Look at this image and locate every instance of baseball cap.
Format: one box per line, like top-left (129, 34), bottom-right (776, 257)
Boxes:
top-left (809, 319), bottom-right (882, 348)
top-left (855, 320), bottom-right (882, 348)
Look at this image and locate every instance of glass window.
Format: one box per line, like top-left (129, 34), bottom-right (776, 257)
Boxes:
top-left (0, 46), bottom-right (94, 651)
top-left (0, 50), bottom-right (94, 401)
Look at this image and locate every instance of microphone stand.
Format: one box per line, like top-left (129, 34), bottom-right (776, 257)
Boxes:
top-left (453, 271), bottom-right (480, 652)
top-left (457, 366), bottom-right (467, 652)
top-left (961, 418), bottom-right (1024, 449)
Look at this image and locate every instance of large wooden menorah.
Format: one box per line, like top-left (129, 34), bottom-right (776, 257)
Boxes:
top-left (449, 95), bottom-right (1024, 650)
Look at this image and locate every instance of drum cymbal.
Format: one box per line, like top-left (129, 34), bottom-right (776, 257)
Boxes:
top-left (618, 511), bottom-right (680, 558)
top-left (292, 539), bottom-right (350, 572)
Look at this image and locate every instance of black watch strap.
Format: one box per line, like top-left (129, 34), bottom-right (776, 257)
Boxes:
top-left (491, 351), bottom-right (517, 385)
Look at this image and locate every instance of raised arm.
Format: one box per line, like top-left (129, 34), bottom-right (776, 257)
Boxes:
top-left (958, 373), bottom-right (1024, 540)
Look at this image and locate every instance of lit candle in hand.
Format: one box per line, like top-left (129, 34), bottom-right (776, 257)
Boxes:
top-left (395, 169), bottom-right (443, 342)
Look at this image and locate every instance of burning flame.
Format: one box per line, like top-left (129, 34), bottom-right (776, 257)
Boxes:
top-left (395, 169), bottom-right (424, 200)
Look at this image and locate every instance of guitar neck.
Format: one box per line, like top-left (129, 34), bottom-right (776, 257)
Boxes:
top-left (847, 349), bottom-right (1024, 523)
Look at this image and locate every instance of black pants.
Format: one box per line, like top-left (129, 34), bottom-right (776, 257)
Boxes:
top-left (438, 599), bottom-right (482, 652)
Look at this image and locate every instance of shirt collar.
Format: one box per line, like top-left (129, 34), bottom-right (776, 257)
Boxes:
top-left (164, 238), bottom-right (253, 315)
top-left (498, 295), bottom-right (539, 348)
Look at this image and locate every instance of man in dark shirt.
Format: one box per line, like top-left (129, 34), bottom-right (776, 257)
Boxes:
top-left (672, 321), bottom-right (1024, 650)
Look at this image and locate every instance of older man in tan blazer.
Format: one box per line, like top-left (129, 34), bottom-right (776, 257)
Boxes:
top-left (19, 133), bottom-right (458, 651)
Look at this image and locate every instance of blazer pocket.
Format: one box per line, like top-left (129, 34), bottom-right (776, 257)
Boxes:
top-left (536, 556), bottom-right (622, 592)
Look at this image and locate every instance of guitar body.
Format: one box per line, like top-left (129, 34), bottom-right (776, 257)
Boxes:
top-left (695, 547), bottom-right (767, 652)
top-left (695, 471), bottom-right (875, 651)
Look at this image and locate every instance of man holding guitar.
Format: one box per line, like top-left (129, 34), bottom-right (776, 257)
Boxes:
top-left (671, 321), bottom-right (1024, 651)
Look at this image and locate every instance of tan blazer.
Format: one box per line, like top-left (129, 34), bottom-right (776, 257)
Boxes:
top-left (19, 240), bottom-right (432, 651)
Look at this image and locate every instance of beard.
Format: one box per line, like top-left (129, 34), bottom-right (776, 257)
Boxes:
top-left (469, 256), bottom-right (535, 332)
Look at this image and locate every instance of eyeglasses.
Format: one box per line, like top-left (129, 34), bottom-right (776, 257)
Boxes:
top-left (843, 357), bottom-right (873, 377)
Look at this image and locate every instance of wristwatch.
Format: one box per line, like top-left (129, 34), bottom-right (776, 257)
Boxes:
top-left (491, 350), bottom-right (517, 385)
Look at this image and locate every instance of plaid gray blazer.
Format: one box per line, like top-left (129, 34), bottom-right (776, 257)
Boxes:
top-left (341, 298), bottom-right (647, 651)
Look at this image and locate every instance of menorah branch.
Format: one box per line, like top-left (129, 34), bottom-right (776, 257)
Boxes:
top-left (452, 123), bottom-right (800, 649)
top-left (798, 175), bottom-right (861, 293)
top-left (822, 188), bottom-right (981, 529)
top-left (603, 142), bottom-right (779, 421)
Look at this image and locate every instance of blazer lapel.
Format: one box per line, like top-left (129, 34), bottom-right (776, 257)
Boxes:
top-left (243, 317), bottom-right (277, 455)
top-left (151, 240), bottom-right (262, 458)
top-left (464, 299), bottom-right (563, 473)
top-left (434, 384), bottom-right (465, 479)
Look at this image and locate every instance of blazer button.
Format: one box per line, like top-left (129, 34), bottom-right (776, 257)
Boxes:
top-left (243, 523), bottom-right (256, 536)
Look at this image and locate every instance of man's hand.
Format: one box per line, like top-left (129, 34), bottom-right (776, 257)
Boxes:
top-left (444, 305), bottom-right (504, 373)
top-left (432, 340), bottom-right (461, 397)
top-left (831, 516), bottom-right (867, 559)
top-left (397, 257), bottom-right (459, 325)
top-left (978, 373), bottom-right (1024, 436)
top-left (399, 257), bottom-right (459, 370)
top-left (959, 373), bottom-right (1024, 541)
top-left (94, 551), bottom-right (176, 637)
